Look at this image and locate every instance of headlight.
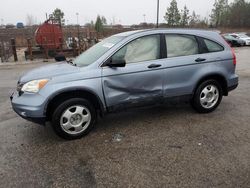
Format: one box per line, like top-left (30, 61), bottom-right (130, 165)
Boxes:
top-left (21, 79), bottom-right (49, 93)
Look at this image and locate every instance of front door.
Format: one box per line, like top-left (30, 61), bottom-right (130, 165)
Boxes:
top-left (101, 34), bottom-right (164, 110)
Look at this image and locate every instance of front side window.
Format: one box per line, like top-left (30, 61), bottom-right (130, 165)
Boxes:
top-left (112, 35), bottom-right (160, 64)
top-left (165, 34), bottom-right (199, 58)
top-left (203, 39), bottom-right (224, 52)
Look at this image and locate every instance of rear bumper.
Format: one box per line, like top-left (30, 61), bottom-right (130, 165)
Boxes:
top-left (228, 83), bottom-right (238, 92)
top-left (227, 74), bottom-right (239, 93)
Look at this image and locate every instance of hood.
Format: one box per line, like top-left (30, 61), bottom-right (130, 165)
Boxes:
top-left (237, 38), bottom-right (245, 42)
top-left (19, 62), bottom-right (80, 83)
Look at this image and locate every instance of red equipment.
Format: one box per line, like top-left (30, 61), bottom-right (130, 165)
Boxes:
top-left (35, 19), bottom-right (63, 49)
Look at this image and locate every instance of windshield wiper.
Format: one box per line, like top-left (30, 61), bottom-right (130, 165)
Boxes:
top-left (66, 59), bottom-right (76, 66)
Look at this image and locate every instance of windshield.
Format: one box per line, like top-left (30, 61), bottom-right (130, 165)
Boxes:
top-left (73, 36), bottom-right (124, 67)
top-left (224, 35), bottom-right (234, 40)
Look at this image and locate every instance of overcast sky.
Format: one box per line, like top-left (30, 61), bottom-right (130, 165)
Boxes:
top-left (0, 0), bottom-right (235, 25)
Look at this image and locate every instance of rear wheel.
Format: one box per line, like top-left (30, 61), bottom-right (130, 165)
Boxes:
top-left (192, 80), bottom-right (223, 113)
top-left (51, 98), bottom-right (96, 140)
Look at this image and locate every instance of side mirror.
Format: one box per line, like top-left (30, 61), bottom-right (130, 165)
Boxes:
top-left (55, 53), bottom-right (66, 62)
top-left (108, 57), bottom-right (126, 67)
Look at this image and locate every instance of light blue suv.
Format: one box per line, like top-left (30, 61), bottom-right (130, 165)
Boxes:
top-left (10, 29), bottom-right (238, 139)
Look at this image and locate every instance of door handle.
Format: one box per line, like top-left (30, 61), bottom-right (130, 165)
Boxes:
top-left (195, 58), bottom-right (206, 62)
top-left (148, 64), bottom-right (162, 69)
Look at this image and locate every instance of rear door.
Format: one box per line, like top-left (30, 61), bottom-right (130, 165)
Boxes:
top-left (101, 34), bottom-right (164, 110)
top-left (161, 34), bottom-right (206, 98)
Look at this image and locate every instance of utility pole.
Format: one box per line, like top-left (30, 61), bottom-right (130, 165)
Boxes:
top-left (156, 0), bottom-right (159, 28)
top-left (76, 13), bottom-right (79, 25)
top-left (1, 18), bottom-right (4, 26)
top-left (76, 13), bottom-right (80, 41)
top-left (143, 14), bottom-right (146, 23)
top-left (76, 13), bottom-right (80, 54)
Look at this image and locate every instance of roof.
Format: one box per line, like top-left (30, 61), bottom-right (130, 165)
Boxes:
top-left (114, 28), bottom-right (220, 38)
top-left (114, 30), bottom-right (145, 37)
top-left (112, 28), bottom-right (228, 49)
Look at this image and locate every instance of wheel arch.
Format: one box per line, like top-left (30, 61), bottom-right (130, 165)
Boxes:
top-left (193, 73), bottom-right (228, 96)
top-left (45, 88), bottom-right (105, 121)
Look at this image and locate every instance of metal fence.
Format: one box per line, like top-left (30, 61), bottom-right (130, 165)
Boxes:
top-left (0, 41), bottom-right (13, 62)
top-left (0, 35), bottom-right (99, 63)
top-left (0, 26), bottom-right (135, 63)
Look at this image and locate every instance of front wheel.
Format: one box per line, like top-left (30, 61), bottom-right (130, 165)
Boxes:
top-left (191, 80), bottom-right (223, 113)
top-left (51, 98), bottom-right (96, 140)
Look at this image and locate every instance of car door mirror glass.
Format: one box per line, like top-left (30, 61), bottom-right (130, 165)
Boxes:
top-left (108, 57), bottom-right (126, 67)
top-left (55, 53), bottom-right (66, 62)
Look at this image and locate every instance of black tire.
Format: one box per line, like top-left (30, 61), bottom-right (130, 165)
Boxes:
top-left (191, 80), bottom-right (223, 113)
top-left (51, 98), bottom-right (96, 140)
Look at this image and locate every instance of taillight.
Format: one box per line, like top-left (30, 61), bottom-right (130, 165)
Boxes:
top-left (231, 48), bottom-right (237, 65)
top-left (222, 36), bottom-right (237, 66)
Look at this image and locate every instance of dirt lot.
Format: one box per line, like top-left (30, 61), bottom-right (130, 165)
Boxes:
top-left (0, 47), bottom-right (250, 188)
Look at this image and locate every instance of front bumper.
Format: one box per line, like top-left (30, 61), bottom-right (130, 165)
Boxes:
top-left (10, 91), bottom-right (46, 125)
top-left (245, 41), bottom-right (250, 46)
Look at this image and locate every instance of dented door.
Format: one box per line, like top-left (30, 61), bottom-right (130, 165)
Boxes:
top-left (102, 60), bottom-right (164, 109)
top-left (101, 34), bottom-right (163, 109)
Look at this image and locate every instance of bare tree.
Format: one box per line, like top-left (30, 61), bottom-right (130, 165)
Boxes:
top-left (26, 14), bottom-right (35, 26)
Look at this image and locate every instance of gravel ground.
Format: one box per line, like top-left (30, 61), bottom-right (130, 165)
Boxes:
top-left (0, 47), bottom-right (250, 188)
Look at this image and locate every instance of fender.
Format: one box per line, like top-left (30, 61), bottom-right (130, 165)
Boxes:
top-left (43, 86), bottom-right (106, 116)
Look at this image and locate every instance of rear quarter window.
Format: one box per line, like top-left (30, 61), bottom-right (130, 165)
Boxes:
top-left (203, 38), bottom-right (224, 52)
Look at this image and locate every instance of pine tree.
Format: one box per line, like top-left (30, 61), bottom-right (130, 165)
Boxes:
top-left (164, 0), bottom-right (181, 26)
top-left (189, 11), bottom-right (200, 27)
top-left (210, 0), bottom-right (228, 27)
top-left (52, 8), bottom-right (65, 25)
top-left (180, 5), bottom-right (190, 26)
top-left (95, 15), bottom-right (104, 33)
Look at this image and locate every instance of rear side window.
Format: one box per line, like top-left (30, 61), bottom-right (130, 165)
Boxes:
top-left (165, 34), bottom-right (199, 58)
top-left (203, 39), bottom-right (224, 52)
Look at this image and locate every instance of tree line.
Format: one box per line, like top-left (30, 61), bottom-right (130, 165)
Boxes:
top-left (164, 0), bottom-right (250, 28)
top-left (25, 1), bottom-right (250, 31)
top-left (93, 0), bottom-right (250, 30)
top-left (210, 0), bottom-right (250, 28)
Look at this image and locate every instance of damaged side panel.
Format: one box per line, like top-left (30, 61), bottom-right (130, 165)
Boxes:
top-left (102, 62), bottom-right (164, 109)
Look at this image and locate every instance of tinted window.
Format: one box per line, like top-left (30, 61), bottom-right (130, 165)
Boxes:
top-left (165, 34), bottom-right (199, 58)
top-left (112, 35), bottom-right (160, 64)
top-left (203, 39), bottom-right (224, 52)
